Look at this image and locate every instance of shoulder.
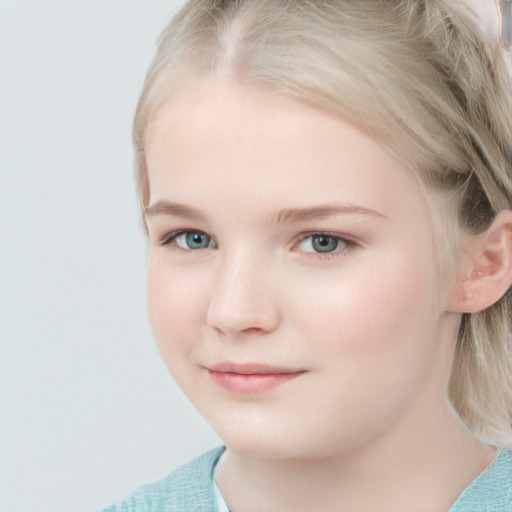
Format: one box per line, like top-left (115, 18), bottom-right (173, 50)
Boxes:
top-left (100, 446), bottom-right (226, 512)
top-left (449, 448), bottom-right (512, 512)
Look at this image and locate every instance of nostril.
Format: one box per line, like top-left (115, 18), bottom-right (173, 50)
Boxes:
top-left (240, 327), bottom-right (266, 336)
top-left (206, 294), bottom-right (281, 337)
top-left (205, 256), bottom-right (282, 336)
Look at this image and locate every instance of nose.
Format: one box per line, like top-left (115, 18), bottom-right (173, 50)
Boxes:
top-left (206, 251), bottom-right (281, 337)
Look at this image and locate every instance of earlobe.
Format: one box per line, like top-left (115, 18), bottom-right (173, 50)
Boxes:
top-left (447, 209), bottom-right (512, 314)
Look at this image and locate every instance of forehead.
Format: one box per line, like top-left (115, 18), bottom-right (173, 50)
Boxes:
top-left (144, 79), bottom-right (427, 222)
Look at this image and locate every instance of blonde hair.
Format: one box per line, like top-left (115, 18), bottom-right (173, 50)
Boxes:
top-left (133, 0), bottom-right (512, 446)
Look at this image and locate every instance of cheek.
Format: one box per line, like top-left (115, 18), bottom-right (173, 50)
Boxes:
top-left (282, 253), bottom-right (440, 435)
top-left (146, 257), bottom-right (206, 358)
top-left (289, 249), bottom-right (437, 358)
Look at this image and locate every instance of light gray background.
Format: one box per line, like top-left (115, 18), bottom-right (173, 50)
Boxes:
top-left (0, 2), bottom-right (220, 512)
top-left (0, 1), bottom-right (500, 512)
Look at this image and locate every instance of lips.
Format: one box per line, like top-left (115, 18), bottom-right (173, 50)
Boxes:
top-left (206, 362), bottom-right (305, 394)
top-left (208, 362), bottom-right (303, 374)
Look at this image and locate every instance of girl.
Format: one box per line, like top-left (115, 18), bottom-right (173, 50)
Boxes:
top-left (103, 1), bottom-right (512, 510)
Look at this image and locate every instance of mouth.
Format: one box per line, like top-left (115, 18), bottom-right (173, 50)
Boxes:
top-left (206, 362), bottom-right (306, 394)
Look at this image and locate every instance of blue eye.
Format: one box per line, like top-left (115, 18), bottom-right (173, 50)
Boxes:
top-left (163, 230), bottom-right (216, 250)
top-left (298, 234), bottom-right (347, 254)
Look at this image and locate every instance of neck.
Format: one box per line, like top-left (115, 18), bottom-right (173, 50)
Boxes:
top-left (215, 401), bottom-right (496, 512)
top-left (214, 314), bottom-right (496, 512)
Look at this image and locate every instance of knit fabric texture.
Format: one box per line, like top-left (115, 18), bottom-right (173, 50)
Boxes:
top-left (101, 447), bottom-right (512, 512)
top-left (101, 447), bottom-right (226, 512)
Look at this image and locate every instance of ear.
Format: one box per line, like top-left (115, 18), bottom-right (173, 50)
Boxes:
top-left (447, 209), bottom-right (512, 314)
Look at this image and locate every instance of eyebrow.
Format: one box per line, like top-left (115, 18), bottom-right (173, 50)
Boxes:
top-left (272, 203), bottom-right (387, 225)
top-left (144, 200), bottom-right (386, 225)
top-left (144, 201), bottom-right (206, 221)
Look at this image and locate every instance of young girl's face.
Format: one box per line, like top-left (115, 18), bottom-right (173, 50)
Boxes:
top-left (144, 79), bottom-right (460, 460)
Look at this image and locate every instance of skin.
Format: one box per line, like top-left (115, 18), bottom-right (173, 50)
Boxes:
top-left (144, 79), bottom-right (496, 512)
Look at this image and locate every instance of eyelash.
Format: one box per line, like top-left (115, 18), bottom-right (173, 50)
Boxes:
top-left (160, 229), bottom-right (214, 250)
top-left (159, 229), bottom-right (356, 261)
top-left (294, 232), bottom-right (355, 261)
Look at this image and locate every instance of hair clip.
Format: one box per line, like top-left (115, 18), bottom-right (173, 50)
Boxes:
top-left (497, 0), bottom-right (512, 50)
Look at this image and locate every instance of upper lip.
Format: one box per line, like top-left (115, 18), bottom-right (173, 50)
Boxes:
top-left (207, 362), bottom-right (304, 375)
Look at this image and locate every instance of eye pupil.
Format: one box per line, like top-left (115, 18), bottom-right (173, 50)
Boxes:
top-left (312, 235), bottom-right (338, 253)
top-left (185, 232), bottom-right (211, 249)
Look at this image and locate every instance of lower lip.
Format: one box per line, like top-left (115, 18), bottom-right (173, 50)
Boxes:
top-left (208, 370), bottom-right (304, 394)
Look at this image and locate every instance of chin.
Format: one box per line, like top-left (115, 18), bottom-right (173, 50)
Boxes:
top-left (222, 434), bottom-right (302, 460)
top-left (209, 417), bottom-right (332, 461)
top-left (205, 412), bottom-right (300, 459)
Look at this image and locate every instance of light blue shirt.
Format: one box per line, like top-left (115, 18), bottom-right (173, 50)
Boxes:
top-left (102, 446), bottom-right (512, 511)
top-left (213, 477), bottom-right (230, 512)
